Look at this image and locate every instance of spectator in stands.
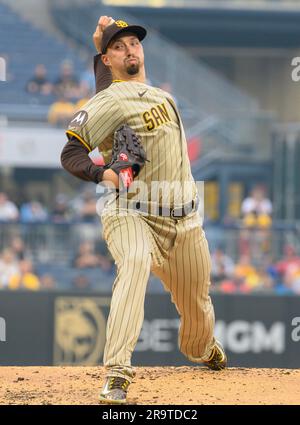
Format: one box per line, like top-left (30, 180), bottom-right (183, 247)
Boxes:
top-left (72, 240), bottom-right (113, 273)
top-left (215, 257), bottom-right (274, 294)
top-left (8, 259), bottom-right (40, 291)
top-left (73, 241), bottom-right (101, 269)
top-left (10, 236), bottom-right (27, 260)
top-left (276, 247), bottom-right (300, 295)
top-left (275, 244), bottom-right (300, 276)
top-left (72, 274), bottom-right (92, 291)
top-left (287, 272), bottom-right (300, 295)
top-left (0, 192), bottom-right (19, 222)
top-left (98, 253), bottom-right (114, 274)
top-left (259, 256), bottom-right (292, 294)
top-left (26, 64), bottom-right (52, 96)
top-left (40, 274), bottom-right (56, 291)
top-left (70, 188), bottom-right (98, 240)
top-left (96, 237), bottom-right (112, 259)
top-left (211, 247), bottom-right (235, 285)
top-left (233, 254), bottom-right (259, 292)
top-left (241, 185), bottom-right (272, 228)
top-left (0, 248), bottom-right (19, 289)
top-left (48, 94), bottom-right (76, 127)
top-left (77, 190), bottom-right (97, 223)
top-left (95, 238), bottom-right (114, 274)
top-left (263, 245), bottom-right (300, 294)
top-left (53, 60), bottom-right (81, 100)
top-left (51, 193), bottom-right (72, 223)
top-left (20, 200), bottom-right (48, 223)
top-left (247, 263), bottom-right (274, 293)
top-left (239, 185), bottom-right (272, 262)
top-left (218, 279), bottom-right (240, 294)
top-left (274, 270), bottom-right (295, 295)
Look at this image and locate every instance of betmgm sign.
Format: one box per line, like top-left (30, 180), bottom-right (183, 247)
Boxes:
top-left (53, 297), bottom-right (110, 365)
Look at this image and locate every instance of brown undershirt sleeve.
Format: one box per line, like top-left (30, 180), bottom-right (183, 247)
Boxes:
top-left (60, 136), bottom-right (106, 183)
top-left (94, 54), bottom-right (113, 93)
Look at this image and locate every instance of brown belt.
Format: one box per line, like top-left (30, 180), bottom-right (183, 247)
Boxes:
top-left (127, 197), bottom-right (199, 218)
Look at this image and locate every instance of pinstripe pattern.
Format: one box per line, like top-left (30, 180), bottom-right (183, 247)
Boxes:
top-left (151, 212), bottom-right (215, 363)
top-left (102, 212), bottom-right (153, 374)
top-left (67, 81), bottom-right (197, 204)
top-left (67, 81), bottom-right (216, 378)
top-left (101, 210), bottom-right (215, 378)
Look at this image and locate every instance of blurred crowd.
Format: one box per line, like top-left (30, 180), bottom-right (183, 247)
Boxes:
top-left (25, 60), bottom-right (95, 126)
top-left (0, 182), bottom-right (297, 294)
top-left (25, 61), bottom-right (190, 128)
top-left (0, 187), bottom-right (114, 291)
top-left (0, 189), bottom-right (100, 224)
top-left (0, 236), bottom-right (113, 292)
top-left (211, 243), bottom-right (300, 295)
top-left (209, 184), bottom-right (300, 294)
top-left (1, 230), bottom-right (299, 294)
top-left (0, 184), bottom-right (273, 225)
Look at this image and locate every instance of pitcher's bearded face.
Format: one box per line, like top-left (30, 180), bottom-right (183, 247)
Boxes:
top-left (125, 58), bottom-right (140, 75)
top-left (102, 34), bottom-right (144, 77)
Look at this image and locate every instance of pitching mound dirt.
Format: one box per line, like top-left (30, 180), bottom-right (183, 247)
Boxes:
top-left (0, 366), bottom-right (299, 405)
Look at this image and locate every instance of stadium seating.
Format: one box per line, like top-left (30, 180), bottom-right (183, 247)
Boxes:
top-left (0, 2), bottom-right (85, 107)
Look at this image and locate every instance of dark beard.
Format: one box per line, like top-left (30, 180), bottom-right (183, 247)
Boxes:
top-left (126, 63), bottom-right (139, 75)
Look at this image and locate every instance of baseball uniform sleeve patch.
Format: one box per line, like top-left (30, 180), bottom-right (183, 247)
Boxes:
top-left (68, 110), bottom-right (88, 128)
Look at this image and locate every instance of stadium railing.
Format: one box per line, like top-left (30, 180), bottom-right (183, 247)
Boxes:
top-left (0, 220), bottom-right (298, 266)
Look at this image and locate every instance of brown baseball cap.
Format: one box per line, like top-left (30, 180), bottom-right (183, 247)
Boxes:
top-left (101, 20), bottom-right (147, 54)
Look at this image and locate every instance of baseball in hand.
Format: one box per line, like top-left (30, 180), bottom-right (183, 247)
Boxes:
top-left (99, 16), bottom-right (115, 32)
top-left (93, 16), bottom-right (115, 53)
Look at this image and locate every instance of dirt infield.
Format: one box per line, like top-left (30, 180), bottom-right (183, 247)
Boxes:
top-left (0, 366), bottom-right (299, 405)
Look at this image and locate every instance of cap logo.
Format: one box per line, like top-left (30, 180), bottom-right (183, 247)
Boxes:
top-left (115, 20), bottom-right (129, 28)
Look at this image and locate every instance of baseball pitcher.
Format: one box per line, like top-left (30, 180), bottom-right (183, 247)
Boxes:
top-left (61, 17), bottom-right (227, 405)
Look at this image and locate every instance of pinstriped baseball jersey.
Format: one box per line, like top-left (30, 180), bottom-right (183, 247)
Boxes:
top-left (65, 79), bottom-right (216, 384)
top-left (66, 81), bottom-right (197, 205)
